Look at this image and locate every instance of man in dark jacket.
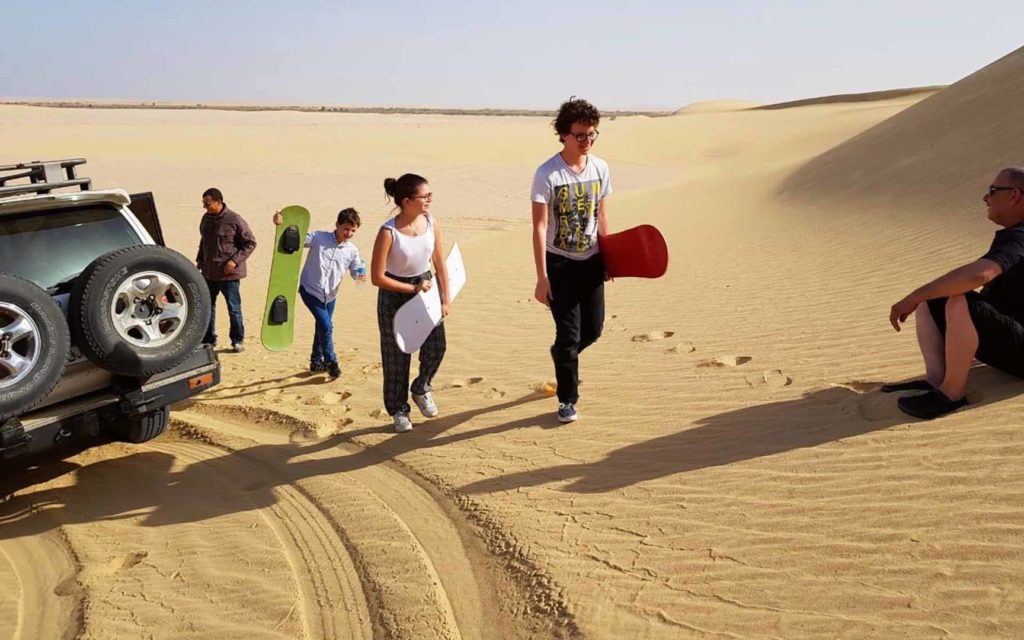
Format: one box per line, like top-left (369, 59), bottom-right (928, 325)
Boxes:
top-left (197, 188), bottom-right (257, 352)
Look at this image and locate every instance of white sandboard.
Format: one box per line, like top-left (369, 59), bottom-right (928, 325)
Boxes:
top-left (394, 243), bottom-right (466, 354)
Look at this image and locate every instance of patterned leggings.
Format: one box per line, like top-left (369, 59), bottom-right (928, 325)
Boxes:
top-left (377, 272), bottom-right (447, 416)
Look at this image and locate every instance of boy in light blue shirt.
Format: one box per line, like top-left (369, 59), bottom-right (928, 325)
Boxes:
top-left (273, 207), bottom-right (366, 378)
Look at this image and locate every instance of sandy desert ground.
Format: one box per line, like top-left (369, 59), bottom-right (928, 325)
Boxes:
top-left (3, 46), bottom-right (1024, 639)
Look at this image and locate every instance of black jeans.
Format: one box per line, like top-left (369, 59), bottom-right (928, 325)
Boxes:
top-left (203, 279), bottom-right (244, 346)
top-left (547, 252), bottom-right (605, 404)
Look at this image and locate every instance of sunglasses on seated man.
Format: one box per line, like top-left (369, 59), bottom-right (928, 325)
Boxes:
top-left (988, 185), bottom-right (1021, 195)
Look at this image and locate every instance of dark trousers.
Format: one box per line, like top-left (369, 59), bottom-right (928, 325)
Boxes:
top-left (547, 252), bottom-right (605, 404)
top-left (377, 273), bottom-right (447, 416)
top-left (927, 293), bottom-right (1024, 378)
top-left (204, 279), bottom-right (244, 346)
top-left (299, 286), bottom-right (337, 365)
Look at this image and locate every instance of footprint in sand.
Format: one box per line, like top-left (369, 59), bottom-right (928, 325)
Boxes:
top-left (120, 550), bottom-right (149, 571)
top-left (666, 342), bottom-right (696, 354)
top-left (697, 355), bottom-right (753, 368)
top-left (857, 393), bottom-right (902, 421)
top-left (361, 362), bottom-right (383, 375)
top-left (483, 387), bottom-right (506, 399)
top-left (308, 391), bottom-right (354, 406)
top-left (842, 380), bottom-right (884, 393)
top-left (370, 408), bottom-right (389, 420)
top-left (809, 383), bottom-right (902, 422)
top-left (450, 377), bottom-right (485, 388)
top-left (745, 369), bottom-right (793, 387)
top-left (631, 331), bottom-right (675, 343)
top-left (308, 392), bottom-right (339, 406)
top-left (288, 427), bottom-right (319, 443)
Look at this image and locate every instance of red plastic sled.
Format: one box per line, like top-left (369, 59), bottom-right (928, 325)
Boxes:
top-left (599, 224), bottom-right (669, 278)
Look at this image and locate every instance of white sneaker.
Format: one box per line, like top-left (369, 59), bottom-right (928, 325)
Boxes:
top-left (393, 412), bottom-right (413, 433)
top-left (411, 391), bottom-right (438, 418)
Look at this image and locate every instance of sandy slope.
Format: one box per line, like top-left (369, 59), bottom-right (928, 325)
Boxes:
top-left (4, 50), bottom-right (1024, 638)
top-left (782, 45), bottom-right (1024, 216)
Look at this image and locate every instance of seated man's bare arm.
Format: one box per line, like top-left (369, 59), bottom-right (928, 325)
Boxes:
top-left (909, 259), bottom-right (1003, 302)
top-left (890, 259), bottom-right (1002, 331)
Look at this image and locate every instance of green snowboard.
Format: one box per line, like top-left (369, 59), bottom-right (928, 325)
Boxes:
top-left (261, 205), bottom-right (310, 351)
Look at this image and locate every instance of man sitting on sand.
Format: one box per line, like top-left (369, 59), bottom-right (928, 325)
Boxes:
top-left (888, 167), bottom-right (1024, 419)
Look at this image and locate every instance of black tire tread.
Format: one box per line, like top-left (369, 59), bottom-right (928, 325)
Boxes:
top-left (124, 407), bottom-right (169, 444)
top-left (0, 273), bottom-right (69, 421)
top-left (70, 246), bottom-right (138, 373)
top-left (69, 245), bottom-right (208, 378)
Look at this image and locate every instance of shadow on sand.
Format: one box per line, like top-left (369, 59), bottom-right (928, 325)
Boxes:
top-left (461, 368), bottom-right (1023, 495)
top-left (0, 392), bottom-right (554, 536)
top-left (3, 367), bottom-right (1021, 538)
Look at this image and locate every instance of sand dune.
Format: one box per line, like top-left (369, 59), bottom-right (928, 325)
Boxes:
top-left (757, 86), bottom-right (943, 111)
top-left (4, 46), bottom-right (1024, 640)
top-left (782, 46), bottom-right (1024, 216)
top-left (673, 100), bottom-right (763, 114)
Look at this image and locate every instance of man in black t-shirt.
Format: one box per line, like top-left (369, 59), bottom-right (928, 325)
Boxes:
top-left (888, 167), bottom-right (1024, 420)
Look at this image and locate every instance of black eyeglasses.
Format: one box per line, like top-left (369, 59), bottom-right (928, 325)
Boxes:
top-left (988, 185), bottom-right (1020, 196)
top-left (566, 131), bottom-right (599, 143)
top-left (409, 193), bottom-right (433, 201)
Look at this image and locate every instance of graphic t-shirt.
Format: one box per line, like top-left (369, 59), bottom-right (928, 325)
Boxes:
top-left (531, 153), bottom-right (612, 260)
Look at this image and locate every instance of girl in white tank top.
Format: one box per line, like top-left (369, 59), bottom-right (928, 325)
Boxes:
top-left (371, 174), bottom-right (451, 434)
top-left (382, 214), bottom-right (435, 277)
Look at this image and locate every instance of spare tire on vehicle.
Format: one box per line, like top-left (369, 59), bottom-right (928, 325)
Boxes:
top-left (69, 245), bottom-right (211, 378)
top-left (0, 274), bottom-right (70, 421)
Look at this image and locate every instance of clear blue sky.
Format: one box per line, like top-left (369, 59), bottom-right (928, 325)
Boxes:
top-left (2, 1), bottom-right (1021, 110)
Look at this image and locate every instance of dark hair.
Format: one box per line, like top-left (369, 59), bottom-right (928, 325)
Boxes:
top-left (336, 207), bottom-right (361, 227)
top-left (1000, 167), bottom-right (1024, 189)
top-left (383, 173), bottom-right (428, 209)
top-left (553, 97), bottom-right (601, 137)
top-left (202, 187), bottom-right (223, 202)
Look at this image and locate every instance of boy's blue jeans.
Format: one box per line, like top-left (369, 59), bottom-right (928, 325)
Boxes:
top-left (299, 286), bottom-right (337, 365)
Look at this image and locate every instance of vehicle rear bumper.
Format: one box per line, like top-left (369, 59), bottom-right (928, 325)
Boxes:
top-left (1, 345), bottom-right (220, 460)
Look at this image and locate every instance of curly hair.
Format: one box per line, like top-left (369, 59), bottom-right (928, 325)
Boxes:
top-left (552, 97), bottom-right (601, 137)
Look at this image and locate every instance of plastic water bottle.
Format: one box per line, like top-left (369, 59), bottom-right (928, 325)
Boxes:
top-left (354, 258), bottom-right (367, 288)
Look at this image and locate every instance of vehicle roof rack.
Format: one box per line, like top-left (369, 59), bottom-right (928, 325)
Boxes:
top-left (0, 158), bottom-right (91, 198)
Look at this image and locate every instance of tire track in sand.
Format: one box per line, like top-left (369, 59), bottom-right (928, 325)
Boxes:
top-left (0, 527), bottom-right (83, 640)
top-left (171, 403), bottom-right (579, 639)
top-left (146, 438), bottom-right (372, 640)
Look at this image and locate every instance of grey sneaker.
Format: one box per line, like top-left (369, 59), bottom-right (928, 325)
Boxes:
top-left (393, 412), bottom-right (413, 433)
top-left (231, 342), bottom-right (245, 353)
top-left (411, 391), bottom-right (438, 418)
top-left (557, 403), bottom-right (578, 423)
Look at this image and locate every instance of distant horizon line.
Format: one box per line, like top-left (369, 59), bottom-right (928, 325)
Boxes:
top-left (0, 86), bottom-right (945, 118)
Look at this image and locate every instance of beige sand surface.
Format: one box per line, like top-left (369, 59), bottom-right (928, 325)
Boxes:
top-left (4, 47), bottom-right (1024, 639)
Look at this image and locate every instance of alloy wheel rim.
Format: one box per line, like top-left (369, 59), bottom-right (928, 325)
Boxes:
top-left (0, 302), bottom-right (42, 389)
top-left (110, 271), bottom-right (189, 349)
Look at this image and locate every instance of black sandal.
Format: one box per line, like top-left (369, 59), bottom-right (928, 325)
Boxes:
top-left (880, 379), bottom-right (935, 393)
top-left (897, 390), bottom-right (967, 420)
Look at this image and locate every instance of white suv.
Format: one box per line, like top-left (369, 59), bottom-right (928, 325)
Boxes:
top-left (0, 158), bottom-right (220, 459)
